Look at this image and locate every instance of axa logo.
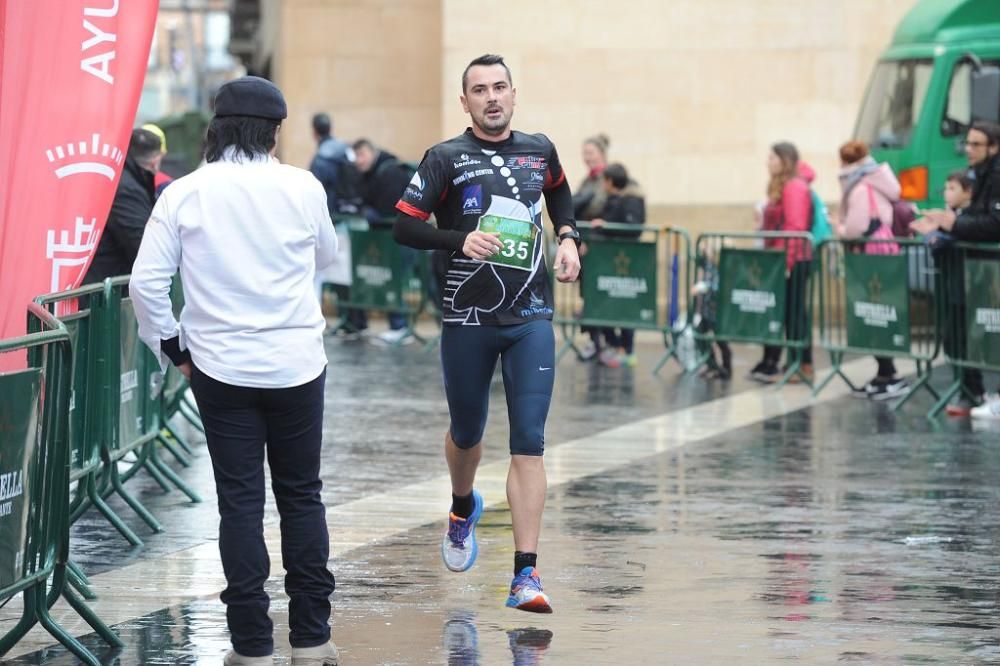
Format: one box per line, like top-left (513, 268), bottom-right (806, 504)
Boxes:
top-left (46, 133), bottom-right (123, 180)
top-left (462, 185), bottom-right (483, 215)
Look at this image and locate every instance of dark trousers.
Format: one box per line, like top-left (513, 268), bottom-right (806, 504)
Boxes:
top-left (763, 261), bottom-right (813, 366)
top-left (696, 318), bottom-right (731, 370)
top-left (190, 366), bottom-right (335, 657)
top-left (875, 356), bottom-right (897, 378)
top-left (333, 285), bottom-right (368, 331)
top-left (602, 328), bottom-right (636, 354)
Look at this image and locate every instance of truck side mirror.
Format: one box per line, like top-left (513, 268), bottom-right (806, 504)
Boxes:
top-left (971, 66), bottom-right (1000, 123)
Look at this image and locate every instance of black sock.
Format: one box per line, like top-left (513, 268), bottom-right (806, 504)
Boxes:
top-left (514, 551), bottom-right (537, 574)
top-left (451, 492), bottom-right (474, 519)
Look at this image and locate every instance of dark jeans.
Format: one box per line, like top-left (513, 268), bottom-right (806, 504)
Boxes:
top-left (762, 261), bottom-right (813, 366)
top-left (876, 356), bottom-right (897, 378)
top-left (602, 328), bottom-right (635, 354)
top-left (190, 366), bottom-right (335, 657)
top-left (388, 245), bottom-right (419, 330)
top-left (333, 285), bottom-right (368, 331)
top-left (696, 318), bottom-right (731, 370)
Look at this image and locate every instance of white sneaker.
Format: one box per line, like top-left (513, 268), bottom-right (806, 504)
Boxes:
top-left (867, 378), bottom-right (909, 402)
top-left (970, 393), bottom-right (1000, 419)
top-left (224, 651), bottom-right (273, 665)
top-left (374, 328), bottom-right (414, 346)
top-left (291, 641), bottom-right (339, 665)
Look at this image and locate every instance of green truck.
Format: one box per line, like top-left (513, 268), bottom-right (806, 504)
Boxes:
top-left (856, 0), bottom-right (1000, 208)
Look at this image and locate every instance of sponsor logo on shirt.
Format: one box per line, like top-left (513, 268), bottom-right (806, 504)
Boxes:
top-left (522, 170), bottom-right (546, 191)
top-left (452, 168), bottom-right (495, 186)
top-left (462, 184), bottom-right (483, 215)
top-left (506, 155), bottom-right (547, 171)
top-left (453, 153), bottom-right (482, 169)
top-left (405, 171), bottom-right (425, 200)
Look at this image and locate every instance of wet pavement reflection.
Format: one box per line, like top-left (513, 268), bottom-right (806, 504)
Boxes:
top-left (5, 335), bottom-right (1000, 663)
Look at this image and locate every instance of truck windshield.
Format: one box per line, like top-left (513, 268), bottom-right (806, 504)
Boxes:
top-left (856, 59), bottom-right (933, 149)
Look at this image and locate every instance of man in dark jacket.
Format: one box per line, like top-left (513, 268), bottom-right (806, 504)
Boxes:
top-left (83, 128), bottom-right (160, 284)
top-left (311, 112), bottom-right (367, 336)
top-left (353, 138), bottom-right (419, 345)
top-left (309, 112), bottom-right (361, 216)
top-left (352, 139), bottom-right (413, 222)
top-left (913, 121), bottom-right (1000, 416)
top-left (915, 121), bottom-right (1000, 241)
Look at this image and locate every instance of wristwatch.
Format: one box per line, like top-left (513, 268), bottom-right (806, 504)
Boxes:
top-left (558, 229), bottom-right (581, 248)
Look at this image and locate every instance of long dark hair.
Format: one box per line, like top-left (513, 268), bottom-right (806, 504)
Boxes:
top-left (204, 116), bottom-right (279, 163)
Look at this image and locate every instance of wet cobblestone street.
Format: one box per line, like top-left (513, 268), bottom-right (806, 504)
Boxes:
top-left (4, 334), bottom-right (998, 664)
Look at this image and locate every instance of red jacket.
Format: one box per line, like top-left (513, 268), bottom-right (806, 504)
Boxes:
top-left (762, 162), bottom-right (814, 270)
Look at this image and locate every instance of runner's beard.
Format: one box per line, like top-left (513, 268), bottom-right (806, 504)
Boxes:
top-left (475, 108), bottom-right (510, 136)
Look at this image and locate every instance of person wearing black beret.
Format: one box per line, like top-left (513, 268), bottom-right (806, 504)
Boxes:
top-left (130, 76), bottom-right (340, 666)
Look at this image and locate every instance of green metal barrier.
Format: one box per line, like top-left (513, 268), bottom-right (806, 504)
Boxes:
top-left (160, 273), bottom-right (203, 444)
top-left (553, 222), bottom-right (692, 374)
top-left (812, 238), bottom-right (941, 411)
top-left (31, 284), bottom-right (146, 608)
top-left (692, 231), bottom-right (814, 387)
top-left (329, 217), bottom-right (430, 344)
top-left (0, 303), bottom-right (121, 665)
top-left (929, 242), bottom-right (1000, 418)
top-left (104, 277), bottom-right (201, 507)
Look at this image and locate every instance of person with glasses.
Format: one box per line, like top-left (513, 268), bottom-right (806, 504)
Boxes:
top-left (912, 121), bottom-right (1000, 418)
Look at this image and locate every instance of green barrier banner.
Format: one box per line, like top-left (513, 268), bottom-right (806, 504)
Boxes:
top-left (581, 240), bottom-right (657, 325)
top-left (65, 318), bottom-right (89, 472)
top-left (117, 300), bottom-right (146, 449)
top-left (844, 252), bottom-right (910, 352)
top-left (716, 248), bottom-right (786, 342)
top-left (350, 228), bottom-right (404, 308)
top-left (0, 369), bottom-right (41, 588)
top-left (965, 259), bottom-right (1000, 367)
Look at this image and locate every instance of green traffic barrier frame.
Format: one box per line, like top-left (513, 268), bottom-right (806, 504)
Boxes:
top-left (928, 242), bottom-right (1000, 419)
top-left (96, 278), bottom-right (202, 527)
top-left (327, 216), bottom-right (431, 345)
top-left (553, 222), bottom-right (692, 375)
top-left (812, 238), bottom-right (941, 412)
top-left (160, 273), bottom-right (204, 444)
top-left (0, 303), bottom-right (122, 665)
top-left (692, 231), bottom-right (815, 388)
top-left (32, 284), bottom-right (144, 603)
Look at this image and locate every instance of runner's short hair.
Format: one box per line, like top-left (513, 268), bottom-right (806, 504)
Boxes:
top-left (462, 54), bottom-right (512, 93)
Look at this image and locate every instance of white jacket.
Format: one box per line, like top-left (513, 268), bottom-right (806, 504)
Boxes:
top-left (130, 152), bottom-right (338, 388)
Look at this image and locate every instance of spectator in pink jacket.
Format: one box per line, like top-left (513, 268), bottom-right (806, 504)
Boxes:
top-left (837, 140), bottom-right (900, 252)
top-left (837, 140), bottom-right (908, 401)
top-left (751, 142), bottom-right (814, 384)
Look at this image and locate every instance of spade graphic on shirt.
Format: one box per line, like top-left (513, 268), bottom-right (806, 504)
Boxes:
top-left (449, 195), bottom-right (537, 325)
top-left (451, 264), bottom-right (506, 325)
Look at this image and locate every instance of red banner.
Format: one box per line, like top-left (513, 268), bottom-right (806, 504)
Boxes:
top-left (0, 0), bottom-right (159, 366)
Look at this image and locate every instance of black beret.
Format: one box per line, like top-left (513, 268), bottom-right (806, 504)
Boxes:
top-left (214, 76), bottom-right (287, 121)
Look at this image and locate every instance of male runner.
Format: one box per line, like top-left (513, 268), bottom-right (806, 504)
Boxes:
top-left (394, 54), bottom-right (581, 613)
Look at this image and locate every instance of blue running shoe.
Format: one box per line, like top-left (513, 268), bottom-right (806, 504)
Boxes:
top-left (441, 489), bottom-right (484, 572)
top-left (505, 567), bottom-right (552, 613)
